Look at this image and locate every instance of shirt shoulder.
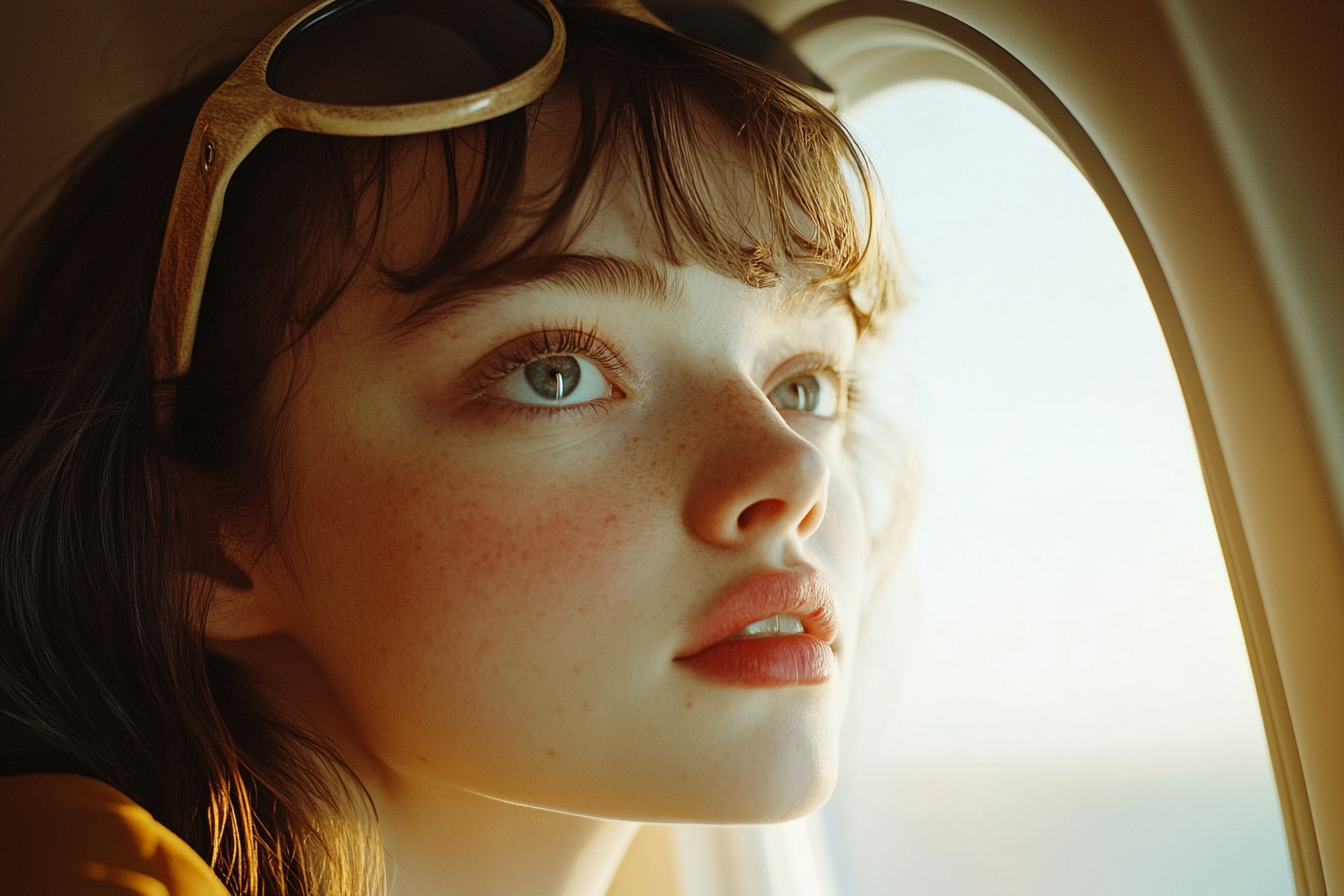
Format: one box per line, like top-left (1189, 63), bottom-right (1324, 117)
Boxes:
top-left (0, 773), bottom-right (230, 896)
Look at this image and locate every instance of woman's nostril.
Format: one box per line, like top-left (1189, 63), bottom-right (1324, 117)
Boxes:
top-left (738, 498), bottom-right (787, 531)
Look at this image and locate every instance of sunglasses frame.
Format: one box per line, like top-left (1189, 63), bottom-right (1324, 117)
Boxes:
top-left (148, 0), bottom-right (567, 383)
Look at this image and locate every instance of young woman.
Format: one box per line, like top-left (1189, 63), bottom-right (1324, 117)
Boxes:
top-left (0, 1), bottom-right (899, 893)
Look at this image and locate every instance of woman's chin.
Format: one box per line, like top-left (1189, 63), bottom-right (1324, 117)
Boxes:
top-left (709, 759), bottom-right (838, 824)
top-left (595, 747), bottom-right (841, 825)
top-left (469, 735), bottom-right (840, 825)
top-left (638, 777), bottom-right (838, 825)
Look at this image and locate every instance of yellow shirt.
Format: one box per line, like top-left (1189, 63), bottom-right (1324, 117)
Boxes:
top-left (0, 773), bottom-right (230, 896)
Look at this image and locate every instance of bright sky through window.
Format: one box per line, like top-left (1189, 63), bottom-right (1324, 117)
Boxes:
top-left (819, 79), bottom-right (1296, 896)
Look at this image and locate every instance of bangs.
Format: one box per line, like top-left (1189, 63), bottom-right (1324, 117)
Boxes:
top-left (363, 4), bottom-right (899, 336)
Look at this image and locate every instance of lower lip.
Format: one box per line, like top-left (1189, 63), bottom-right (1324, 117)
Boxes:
top-left (676, 634), bottom-right (836, 687)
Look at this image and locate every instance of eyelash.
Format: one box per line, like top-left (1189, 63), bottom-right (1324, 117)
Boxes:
top-left (470, 325), bottom-right (628, 405)
top-left (844, 376), bottom-right (864, 416)
top-left (469, 326), bottom-right (857, 420)
top-left (775, 352), bottom-right (857, 420)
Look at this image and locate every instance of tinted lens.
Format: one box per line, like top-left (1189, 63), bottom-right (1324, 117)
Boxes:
top-left (268, 0), bottom-right (554, 105)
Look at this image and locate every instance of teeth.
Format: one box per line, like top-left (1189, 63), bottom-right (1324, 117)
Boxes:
top-left (730, 614), bottom-right (805, 639)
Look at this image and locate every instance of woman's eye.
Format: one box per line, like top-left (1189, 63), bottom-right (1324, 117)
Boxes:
top-left (492, 354), bottom-right (614, 407)
top-left (769, 374), bottom-right (840, 417)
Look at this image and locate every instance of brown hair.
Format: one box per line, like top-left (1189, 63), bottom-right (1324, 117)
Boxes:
top-left (0, 6), bottom-right (898, 894)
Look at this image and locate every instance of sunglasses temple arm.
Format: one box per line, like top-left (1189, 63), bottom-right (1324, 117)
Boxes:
top-left (149, 102), bottom-right (271, 385)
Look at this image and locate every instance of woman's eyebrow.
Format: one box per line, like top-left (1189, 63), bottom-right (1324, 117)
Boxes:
top-left (421, 254), bottom-right (670, 320)
top-left (522, 254), bottom-right (670, 304)
top-left (391, 254), bottom-right (672, 341)
top-left (768, 279), bottom-right (858, 322)
top-left (532, 257), bottom-right (851, 323)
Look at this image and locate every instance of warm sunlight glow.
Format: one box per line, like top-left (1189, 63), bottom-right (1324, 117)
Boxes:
top-left (821, 80), bottom-right (1296, 896)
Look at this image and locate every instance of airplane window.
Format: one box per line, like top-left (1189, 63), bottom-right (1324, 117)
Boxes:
top-left (809, 79), bottom-right (1299, 896)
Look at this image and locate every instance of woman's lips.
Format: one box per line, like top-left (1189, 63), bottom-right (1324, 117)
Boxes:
top-left (674, 568), bottom-right (839, 687)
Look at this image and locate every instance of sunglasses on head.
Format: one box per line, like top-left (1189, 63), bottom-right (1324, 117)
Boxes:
top-left (148, 0), bottom-right (832, 389)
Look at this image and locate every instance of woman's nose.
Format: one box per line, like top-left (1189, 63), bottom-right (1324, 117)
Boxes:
top-left (683, 395), bottom-right (831, 548)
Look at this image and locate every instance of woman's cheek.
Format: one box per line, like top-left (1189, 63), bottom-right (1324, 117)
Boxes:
top-left (285, 443), bottom-right (669, 740)
top-left (321, 456), bottom-right (634, 606)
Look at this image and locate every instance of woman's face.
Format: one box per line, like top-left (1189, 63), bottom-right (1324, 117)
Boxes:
top-left (224, 138), bottom-right (869, 825)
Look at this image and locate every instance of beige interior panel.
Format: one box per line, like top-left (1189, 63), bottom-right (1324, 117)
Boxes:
top-left (2, 1), bottom-right (1339, 893)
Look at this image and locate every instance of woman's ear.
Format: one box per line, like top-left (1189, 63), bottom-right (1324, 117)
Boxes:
top-left (200, 526), bottom-right (284, 643)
